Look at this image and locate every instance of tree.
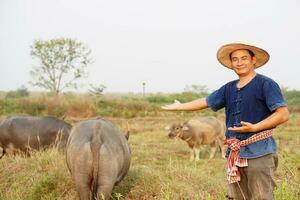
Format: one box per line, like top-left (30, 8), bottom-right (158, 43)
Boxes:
top-left (30, 38), bottom-right (92, 96)
top-left (184, 84), bottom-right (209, 95)
top-left (88, 84), bottom-right (106, 98)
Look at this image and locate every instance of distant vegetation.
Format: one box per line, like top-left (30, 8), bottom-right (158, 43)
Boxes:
top-left (4, 85), bottom-right (29, 99)
top-left (282, 89), bottom-right (300, 108)
top-left (146, 92), bottom-right (207, 104)
top-left (0, 89), bottom-right (299, 119)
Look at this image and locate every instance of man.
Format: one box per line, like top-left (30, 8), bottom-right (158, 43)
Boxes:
top-left (161, 43), bottom-right (289, 200)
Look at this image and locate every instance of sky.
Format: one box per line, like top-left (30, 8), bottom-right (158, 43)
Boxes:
top-left (0, 0), bottom-right (299, 93)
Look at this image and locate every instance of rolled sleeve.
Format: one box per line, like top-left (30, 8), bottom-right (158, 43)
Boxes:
top-left (263, 79), bottom-right (287, 112)
top-left (206, 85), bottom-right (226, 111)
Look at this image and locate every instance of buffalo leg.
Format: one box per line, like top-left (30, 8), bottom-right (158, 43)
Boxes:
top-left (71, 146), bottom-right (93, 200)
top-left (209, 146), bottom-right (217, 159)
top-left (189, 148), bottom-right (195, 161)
top-left (74, 174), bottom-right (91, 200)
top-left (96, 182), bottom-right (114, 200)
top-left (194, 147), bottom-right (200, 161)
top-left (209, 141), bottom-right (218, 159)
top-left (217, 138), bottom-right (226, 158)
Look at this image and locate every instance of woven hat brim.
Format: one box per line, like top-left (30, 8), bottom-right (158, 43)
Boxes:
top-left (217, 43), bottom-right (270, 69)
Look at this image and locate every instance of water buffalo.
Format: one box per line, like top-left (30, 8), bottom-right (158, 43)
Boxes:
top-left (66, 118), bottom-right (131, 200)
top-left (166, 116), bottom-right (226, 161)
top-left (0, 116), bottom-right (71, 157)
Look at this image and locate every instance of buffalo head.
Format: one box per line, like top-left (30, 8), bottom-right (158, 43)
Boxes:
top-left (165, 123), bottom-right (190, 139)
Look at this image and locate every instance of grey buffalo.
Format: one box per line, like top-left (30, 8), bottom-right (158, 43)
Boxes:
top-left (166, 116), bottom-right (226, 161)
top-left (66, 118), bottom-right (131, 200)
top-left (0, 116), bottom-right (71, 158)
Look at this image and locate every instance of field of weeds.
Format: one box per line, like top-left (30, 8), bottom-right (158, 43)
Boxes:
top-left (0, 111), bottom-right (299, 200)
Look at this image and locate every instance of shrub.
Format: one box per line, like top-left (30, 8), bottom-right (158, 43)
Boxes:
top-left (0, 99), bottom-right (20, 114)
top-left (147, 92), bottom-right (204, 104)
top-left (5, 86), bottom-right (29, 99)
top-left (18, 99), bottom-right (45, 116)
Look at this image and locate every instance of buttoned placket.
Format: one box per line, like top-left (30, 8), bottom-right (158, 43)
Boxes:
top-left (232, 88), bottom-right (242, 127)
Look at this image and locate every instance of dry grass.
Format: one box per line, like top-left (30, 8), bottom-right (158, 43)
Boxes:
top-left (0, 114), bottom-right (299, 200)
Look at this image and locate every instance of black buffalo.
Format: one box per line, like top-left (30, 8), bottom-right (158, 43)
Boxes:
top-left (0, 116), bottom-right (71, 157)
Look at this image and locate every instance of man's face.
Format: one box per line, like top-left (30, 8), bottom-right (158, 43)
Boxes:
top-left (230, 49), bottom-right (256, 76)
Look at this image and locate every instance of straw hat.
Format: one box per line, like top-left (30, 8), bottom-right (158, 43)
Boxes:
top-left (216, 43), bottom-right (270, 69)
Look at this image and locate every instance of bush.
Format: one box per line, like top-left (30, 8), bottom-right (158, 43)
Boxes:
top-left (18, 99), bottom-right (45, 116)
top-left (282, 89), bottom-right (300, 105)
top-left (5, 86), bottom-right (29, 99)
top-left (147, 92), bottom-right (204, 104)
top-left (95, 97), bottom-right (160, 118)
top-left (0, 99), bottom-right (20, 114)
top-left (147, 95), bottom-right (172, 103)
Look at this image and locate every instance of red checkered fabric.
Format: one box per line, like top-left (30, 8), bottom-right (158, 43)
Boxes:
top-left (225, 129), bottom-right (273, 184)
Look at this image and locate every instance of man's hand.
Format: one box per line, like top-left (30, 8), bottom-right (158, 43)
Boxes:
top-left (161, 100), bottom-right (181, 111)
top-left (161, 98), bottom-right (209, 111)
top-left (228, 121), bottom-right (258, 132)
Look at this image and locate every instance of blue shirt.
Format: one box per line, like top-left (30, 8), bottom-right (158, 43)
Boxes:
top-left (206, 73), bottom-right (287, 158)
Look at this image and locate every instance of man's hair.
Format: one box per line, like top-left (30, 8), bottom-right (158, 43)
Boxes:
top-left (229, 49), bottom-right (255, 60)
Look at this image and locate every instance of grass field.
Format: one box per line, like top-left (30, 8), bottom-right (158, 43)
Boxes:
top-left (0, 112), bottom-right (299, 200)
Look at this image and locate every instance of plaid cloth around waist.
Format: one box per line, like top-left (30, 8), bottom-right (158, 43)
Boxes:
top-left (224, 129), bottom-right (273, 184)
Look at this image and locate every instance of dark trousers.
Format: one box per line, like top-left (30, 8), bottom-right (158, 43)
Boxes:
top-left (228, 153), bottom-right (278, 200)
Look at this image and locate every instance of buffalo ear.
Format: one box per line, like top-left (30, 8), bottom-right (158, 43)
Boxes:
top-left (182, 126), bottom-right (189, 131)
top-left (123, 121), bottom-right (130, 140)
top-left (59, 113), bottom-right (67, 121)
top-left (165, 126), bottom-right (170, 131)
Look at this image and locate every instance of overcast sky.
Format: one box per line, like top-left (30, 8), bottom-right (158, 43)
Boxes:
top-left (0, 0), bottom-right (299, 93)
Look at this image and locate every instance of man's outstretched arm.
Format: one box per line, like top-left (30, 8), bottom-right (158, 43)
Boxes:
top-left (161, 98), bottom-right (209, 111)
